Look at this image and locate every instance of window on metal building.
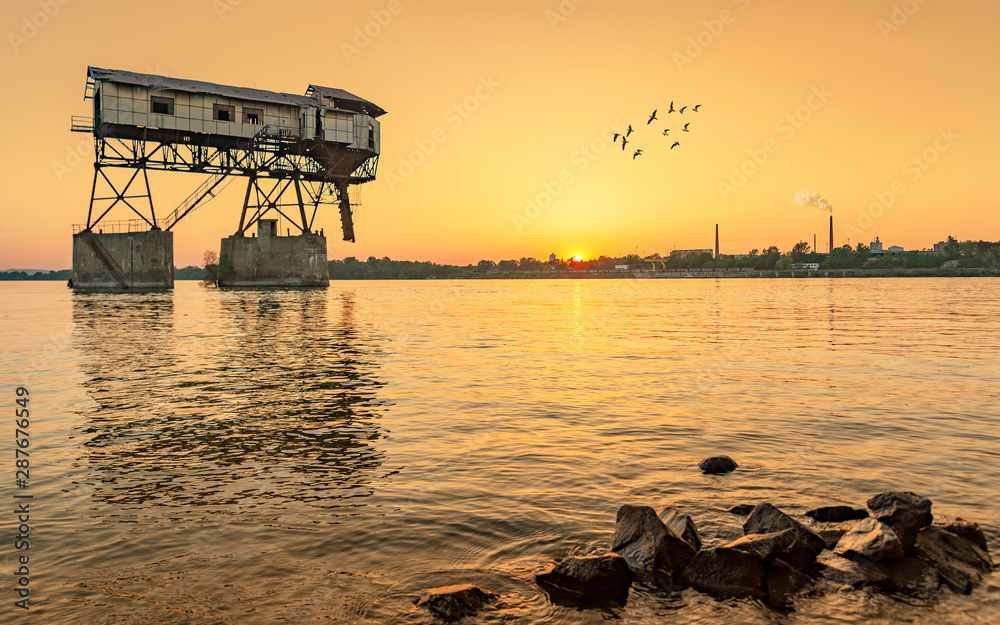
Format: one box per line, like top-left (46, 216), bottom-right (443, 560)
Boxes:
top-left (150, 96), bottom-right (174, 115)
top-left (243, 107), bottom-right (263, 124)
top-left (213, 103), bottom-right (235, 122)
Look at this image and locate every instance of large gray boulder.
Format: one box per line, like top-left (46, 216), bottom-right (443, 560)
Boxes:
top-left (866, 492), bottom-right (932, 553)
top-left (743, 503), bottom-right (826, 571)
top-left (658, 506), bottom-right (703, 551)
top-left (699, 456), bottom-right (738, 474)
top-left (834, 518), bottom-right (905, 562)
top-left (416, 584), bottom-right (497, 621)
top-left (914, 526), bottom-right (993, 594)
top-left (535, 553), bottom-right (634, 606)
top-left (612, 505), bottom-right (696, 575)
top-left (678, 547), bottom-right (767, 601)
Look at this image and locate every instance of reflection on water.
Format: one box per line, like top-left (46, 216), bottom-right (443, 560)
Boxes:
top-left (4, 279), bottom-right (998, 624)
top-left (71, 290), bottom-right (387, 514)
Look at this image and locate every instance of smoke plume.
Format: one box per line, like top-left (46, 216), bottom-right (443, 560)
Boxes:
top-left (794, 190), bottom-right (832, 213)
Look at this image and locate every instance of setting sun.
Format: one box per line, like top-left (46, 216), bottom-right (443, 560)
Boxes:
top-left (572, 255), bottom-right (584, 262)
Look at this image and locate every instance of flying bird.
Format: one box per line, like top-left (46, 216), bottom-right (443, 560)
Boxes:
top-left (626, 125), bottom-right (634, 138)
top-left (683, 123), bottom-right (690, 132)
top-left (668, 101), bottom-right (675, 113)
top-left (693, 104), bottom-right (702, 112)
top-left (633, 149), bottom-right (643, 159)
top-left (621, 136), bottom-right (629, 150)
top-left (613, 133), bottom-right (620, 143)
top-left (647, 110), bottom-right (657, 124)
top-left (679, 106), bottom-right (687, 114)
top-left (662, 129), bottom-right (670, 136)
top-left (671, 141), bottom-right (680, 149)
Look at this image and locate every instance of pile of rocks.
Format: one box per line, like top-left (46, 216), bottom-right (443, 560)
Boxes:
top-left (534, 491), bottom-right (994, 610)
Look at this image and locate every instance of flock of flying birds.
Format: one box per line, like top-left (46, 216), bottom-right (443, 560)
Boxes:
top-left (615, 101), bottom-right (702, 160)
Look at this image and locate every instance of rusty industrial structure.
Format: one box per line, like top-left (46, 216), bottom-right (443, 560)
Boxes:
top-left (70, 67), bottom-right (385, 289)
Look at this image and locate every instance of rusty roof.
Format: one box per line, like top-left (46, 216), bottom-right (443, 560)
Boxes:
top-left (88, 67), bottom-right (385, 117)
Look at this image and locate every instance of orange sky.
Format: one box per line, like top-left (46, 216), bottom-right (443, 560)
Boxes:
top-left (1, 0), bottom-right (998, 269)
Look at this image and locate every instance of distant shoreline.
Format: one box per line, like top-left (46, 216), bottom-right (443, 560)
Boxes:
top-left (4, 268), bottom-right (998, 282)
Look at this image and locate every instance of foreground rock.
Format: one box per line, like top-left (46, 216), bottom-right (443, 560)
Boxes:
top-left (699, 456), bottom-right (738, 474)
top-left (867, 492), bottom-right (933, 553)
top-left (535, 553), bottom-right (634, 606)
top-left (816, 551), bottom-right (890, 588)
top-left (914, 526), bottom-right (993, 593)
top-left (766, 559), bottom-right (814, 608)
top-left (806, 505), bottom-right (868, 523)
top-left (416, 584), bottom-right (497, 621)
top-left (678, 547), bottom-right (767, 601)
top-left (941, 518), bottom-right (989, 553)
top-left (886, 556), bottom-right (941, 595)
top-left (727, 529), bottom-right (798, 563)
top-left (658, 506), bottom-right (703, 551)
top-left (834, 518), bottom-right (904, 562)
top-left (743, 503), bottom-right (826, 571)
top-left (612, 505), bottom-right (696, 575)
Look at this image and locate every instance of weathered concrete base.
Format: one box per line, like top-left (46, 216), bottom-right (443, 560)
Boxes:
top-left (220, 221), bottom-right (329, 287)
top-left (72, 229), bottom-right (174, 290)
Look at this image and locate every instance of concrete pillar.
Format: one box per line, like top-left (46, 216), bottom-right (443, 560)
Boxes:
top-left (219, 220), bottom-right (329, 287)
top-left (72, 229), bottom-right (173, 290)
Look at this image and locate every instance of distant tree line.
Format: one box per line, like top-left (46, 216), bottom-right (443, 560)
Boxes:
top-left (0, 269), bottom-right (72, 280)
top-left (8, 238), bottom-right (999, 282)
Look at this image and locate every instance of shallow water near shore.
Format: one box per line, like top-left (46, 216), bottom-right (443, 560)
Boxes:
top-left (2, 278), bottom-right (999, 623)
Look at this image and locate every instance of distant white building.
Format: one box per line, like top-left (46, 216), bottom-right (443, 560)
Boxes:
top-left (888, 245), bottom-right (904, 254)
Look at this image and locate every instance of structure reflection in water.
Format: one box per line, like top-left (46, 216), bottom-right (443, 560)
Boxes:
top-left (71, 289), bottom-right (388, 514)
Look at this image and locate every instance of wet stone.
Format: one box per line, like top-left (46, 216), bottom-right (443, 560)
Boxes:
top-left (699, 456), bottom-right (738, 474)
top-left (416, 584), bottom-right (497, 621)
top-left (536, 553), bottom-right (634, 606)
top-left (806, 505), bottom-right (869, 523)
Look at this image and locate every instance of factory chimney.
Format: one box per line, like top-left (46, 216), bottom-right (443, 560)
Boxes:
top-left (715, 224), bottom-right (719, 258)
top-left (829, 215), bottom-right (834, 253)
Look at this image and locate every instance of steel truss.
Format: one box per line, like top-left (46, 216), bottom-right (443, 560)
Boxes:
top-left (78, 125), bottom-right (378, 241)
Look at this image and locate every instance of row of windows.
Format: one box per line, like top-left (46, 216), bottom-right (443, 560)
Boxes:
top-left (150, 96), bottom-right (263, 124)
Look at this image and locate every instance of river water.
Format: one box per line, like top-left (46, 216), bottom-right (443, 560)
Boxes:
top-left (1, 278), bottom-right (998, 624)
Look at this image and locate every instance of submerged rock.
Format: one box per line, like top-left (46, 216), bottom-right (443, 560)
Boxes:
top-left (914, 526), bottom-right (993, 594)
top-left (536, 553), bottom-right (634, 606)
top-left (806, 505), bottom-right (869, 523)
top-left (867, 492), bottom-right (933, 553)
top-left (834, 518), bottom-right (905, 562)
top-left (612, 505), bottom-right (696, 575)
top-left (727, 504), bottom-right (755, 516)
top-left (416, 584), bottom-right (497, 621)
top-left (743, 503), bottom-right (826, 571)
top-left (658, 506), bottom-right (703, 551)
top-left (678, 547), bottom-right (767, 601)
top-left (699, 456), bottom-right (738, 474)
